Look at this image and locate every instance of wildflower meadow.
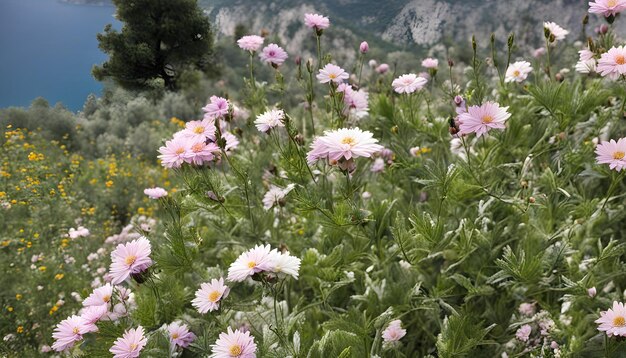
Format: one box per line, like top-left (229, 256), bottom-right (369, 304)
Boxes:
top-left (5, 0), bottom-right (626, 357)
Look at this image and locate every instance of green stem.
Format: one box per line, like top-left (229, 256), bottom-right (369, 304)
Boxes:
top-left (249, 52), bottom-right (256, 90)
top-left (316, 35), bottom-right (322, 69)
top-left (600, 171), bottom-right (625, 212)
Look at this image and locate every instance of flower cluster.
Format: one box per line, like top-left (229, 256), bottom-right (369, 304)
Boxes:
top-left (227, 244), bottom-right (301, 282)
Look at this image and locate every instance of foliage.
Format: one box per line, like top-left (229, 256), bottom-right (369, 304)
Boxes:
top-left (92, 0), bottom-right (215, 90)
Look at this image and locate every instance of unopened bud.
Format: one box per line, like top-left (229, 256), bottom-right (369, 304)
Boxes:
top-left (549, 33), bottom-right (556, 43)
top-left (600, 24), bottom-right (609, 34)
top-left (359, 41), bottom-right (369, 54)
top-left (447, 58), bottom-right (454, 67)
top-left (507, 33), bottom-right (515, 49)
top-left (555, 72), bottom-right (564, 82)
top-left (528, 197), bottom-right (535, 204)
top-left (588, 287), bottom-right (597, 298)
top-left (582, 14), bottom-right (589, 25)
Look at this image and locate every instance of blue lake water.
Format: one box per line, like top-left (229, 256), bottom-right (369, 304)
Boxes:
top-left (0, 0), bottom-right (119, 111)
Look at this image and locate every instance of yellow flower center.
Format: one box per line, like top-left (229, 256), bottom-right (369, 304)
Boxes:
top-left (103, 295), bottom-right (111, 303)
top-left (482, 115), bottom-right (494, 124)
top-left (328, 73), bottom-right (337, 79)
top-left (171, 333), bottom-right (179, 339)
top-left (229, 345), bottom-right (242, 356)
top-left (191, 143), bottom-right (204, 152)
top-left (614, 151), bottom-right (625, 160)
top-left (175, 147), bottom-right (186, 155)
top-left (608, 0), bottom-right (617, 7)
top-left (208, 290), bottom-right (220, 302)
top-left (513, 70), bottom-right (520, 77)
top-left (341, 137), bottom-right (356, 146)
top-left (194, 126), bottom-right (205, 134)
top-left (125, 255), bottom-right (137, 265)
top-left (247, 261), bottom-right (256, 269)
top-left (616, 55), bottom-right (626, 65)
top-left (130, 343), bottom-right (138, 350)
top-left (614, 316), bottom-right (626, 327)
top-left (72, 327), bottom-right (79, 334)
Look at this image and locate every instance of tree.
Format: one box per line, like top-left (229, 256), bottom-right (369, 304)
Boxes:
top-left (93, 0), bottom-right (214, 91)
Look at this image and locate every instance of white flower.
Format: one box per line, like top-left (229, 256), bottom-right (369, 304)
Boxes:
top-left (544, 22), bottom-right (569, 42)
top-left (316, 64), bottom-right (349, 84)
top-left (268, 250), bottom-right (301, 279)
top-left (262, 184), bottom-right (295, 210)
top-left (505, 61), bottom-right (533, 83)
top-left (575, 59), bottom-right (597, 74)
top-left (227, 244), bottom-right (274, 282)
top-left (391, 74), bottom-right (427, 94)
top-left (255, 109), bottom-right (285, 133)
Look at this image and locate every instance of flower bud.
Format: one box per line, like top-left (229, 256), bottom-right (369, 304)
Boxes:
top-left (600, 24), bottom-right (609, 34)
top-left (359, 41), bottom-right (369, 54)
top-left (588, 287), bottom-right (597, 298)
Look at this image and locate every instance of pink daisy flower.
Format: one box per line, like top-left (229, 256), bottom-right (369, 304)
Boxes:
top-left (109, 237), bottom-right (153, 285)
top-left (533, 47), bottom-right (546, 58)
top-left (211, 327), bottom-right (257, 358)
top-left (227, 244), bottom-right (274, 282)
top-left (505, 61), bottom-right (533, 83)
top-left (306, 128), bottom-right (384, 165)
top-left (382, 320), bottom-right (406, 343)
top-left (158, 136), bottom-right (191, 169)
top-left (237, 35), bottom-right (264, 52)
top-left (203, 96), bottom-right (230, 120)
top-left (167, 321), bottom-right (196, 348)
top-left (177, 118), bottom-right (217, 142)
top-left (304, 13), bottom-right (330, 31)
top-left (191, 278), bottom-right (230, 313)
top-left (83, 283), bottom-right (113, 307)
top-left (339, 84), bottom-right (369, 119)
top-left (391, 74), bottom-right (427, 94)
top-left (110, 326), bottom-right (147, 358)
top-left (317, 63), bottom-right (349, 84)
top-left (143, 187), bottom-right (168, 199)
top-left (595, 138), bottom-right (626, 171)
top-left (589, 0), bottom-right (626, 17)
top-left (596, 301), bottom-right (626, 337)
top-left (376, 63), bottom-right (389, 74)
top-left (259, 44), bottom-right (288, 67)
top-left (421, 58), bottom-right (439, 69)
top-left (186, 140), bottom-right (219, 165)
top-left (255, 109), bottom-right (285, 133)
top-left (51, 315), bottom-right (91, 352)
top-left (79, 305), bottom-right (108, 329)
top-left (458, 102), bottom-right (511, 137)
top-left (515, 324), bottom-right (532, 342)
top-left (597, 46), bottom-right (626, 80)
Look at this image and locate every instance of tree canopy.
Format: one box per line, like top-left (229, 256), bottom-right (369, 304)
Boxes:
top-left (93, 0), bottom-right (214, 90)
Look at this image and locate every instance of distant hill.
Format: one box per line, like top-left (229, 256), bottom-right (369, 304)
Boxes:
top-left (200, 0), bottom-right (625, 56)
